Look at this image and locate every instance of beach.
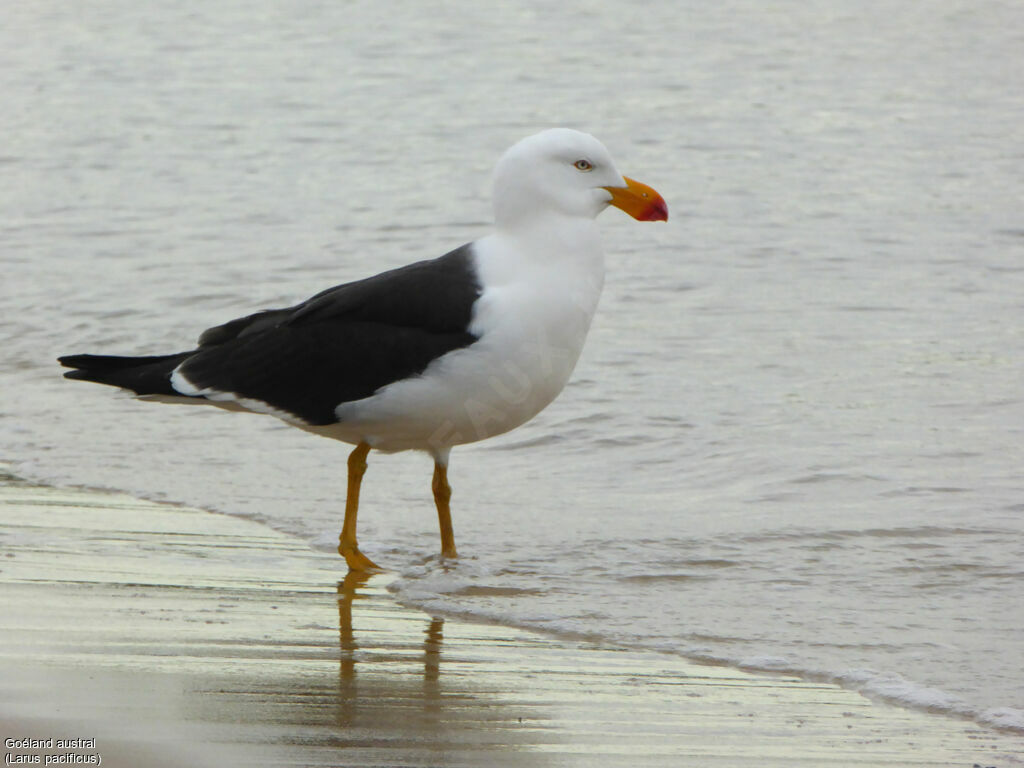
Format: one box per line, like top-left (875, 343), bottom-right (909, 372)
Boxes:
top-left (1, 472), bottom-right (1019, 767)
top-left (5, 0), bottom-right (1024, 739)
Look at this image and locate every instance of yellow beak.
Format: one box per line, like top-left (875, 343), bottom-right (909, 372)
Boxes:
top-left (602, 176), bottom-right (668, 222)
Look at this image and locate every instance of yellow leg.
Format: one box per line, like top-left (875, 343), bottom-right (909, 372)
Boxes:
top-left (432, 462), bottom-right (458, 559)
top-left (338, 442), bottom-right (380, 571)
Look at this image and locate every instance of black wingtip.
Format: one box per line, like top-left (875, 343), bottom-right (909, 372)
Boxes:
top-left (58, 354), bottom-right (115, 375)
top-left (56, 351), bottom-right (194, 395)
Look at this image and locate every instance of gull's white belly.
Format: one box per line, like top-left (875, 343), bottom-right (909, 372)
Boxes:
top-left (320, 293), bottom-right (592, 453)
top-left (307, 230), bottom-right (606, 457)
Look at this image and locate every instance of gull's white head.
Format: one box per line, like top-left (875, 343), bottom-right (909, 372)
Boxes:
top-left (491, 128), bottom-right (668, 229)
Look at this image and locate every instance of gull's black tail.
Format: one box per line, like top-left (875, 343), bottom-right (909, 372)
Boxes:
top-left (58, 352), bottom-right (194, 396)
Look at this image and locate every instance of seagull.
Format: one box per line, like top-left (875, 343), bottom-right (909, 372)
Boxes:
top-left (59, 128), bottom-right (668, 571)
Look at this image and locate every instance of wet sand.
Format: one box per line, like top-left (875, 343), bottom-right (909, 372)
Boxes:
top-left (0, 471), bottom-right (1019, 767)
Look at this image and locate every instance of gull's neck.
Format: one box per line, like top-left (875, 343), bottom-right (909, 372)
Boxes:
top-left (491, 214), bottom-right (605, 271)
top-left (474, 215), bottom-right (606, 319)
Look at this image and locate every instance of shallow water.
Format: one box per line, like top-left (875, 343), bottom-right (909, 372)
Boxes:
top-left (3, 0), bottom-right (1023, 733)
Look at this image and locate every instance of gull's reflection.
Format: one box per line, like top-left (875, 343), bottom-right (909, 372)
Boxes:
top-left (334, 570), bottom-right (446, 728)
top-left (301, 571), bottom-right (549, 764)
top-left (336, 570), bottom-right (369, 683)
top-left (424, 615), bottom-right (442, 684)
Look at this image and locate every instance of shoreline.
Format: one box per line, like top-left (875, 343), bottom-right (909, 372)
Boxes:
top-left (1, 473), bottom-right (1021, 767)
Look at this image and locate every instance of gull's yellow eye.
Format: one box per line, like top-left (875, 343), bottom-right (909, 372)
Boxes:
top-left (574, 159), bottom-right (593, 172)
